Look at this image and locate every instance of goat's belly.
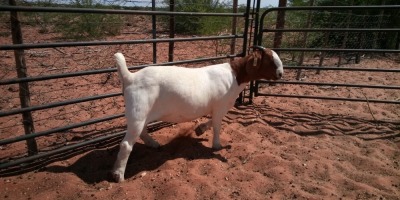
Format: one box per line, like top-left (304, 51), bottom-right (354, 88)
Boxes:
top-left (154, 104), bottom-right (211, 123)
top-left (159, 114), bottom-right (201, 123)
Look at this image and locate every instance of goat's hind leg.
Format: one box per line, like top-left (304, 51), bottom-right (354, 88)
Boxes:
top-left (112, 122), bottom-right (144, 182)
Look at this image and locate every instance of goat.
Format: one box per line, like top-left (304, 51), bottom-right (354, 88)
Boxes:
top-left (112, 46), bottom-right (283, 182)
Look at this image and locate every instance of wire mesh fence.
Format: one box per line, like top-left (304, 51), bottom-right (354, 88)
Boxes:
top-left (252, 5), bottom-right (400, 118)
top-left (260, 6), bottom-right (399, 67)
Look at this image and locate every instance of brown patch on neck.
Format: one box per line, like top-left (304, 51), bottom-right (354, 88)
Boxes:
top-left (230, 54), bottom-right (253, 85)
top-left (265, 48), bottom-right (273, 58)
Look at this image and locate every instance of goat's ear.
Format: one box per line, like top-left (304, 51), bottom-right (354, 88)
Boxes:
top-left (246, 50), bottom-right (262, 75)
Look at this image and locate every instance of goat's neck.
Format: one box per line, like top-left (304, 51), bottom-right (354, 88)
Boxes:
top-left (230, 55), bottom-right (252, 85)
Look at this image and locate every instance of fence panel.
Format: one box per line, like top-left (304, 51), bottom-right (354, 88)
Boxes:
top-left (0, 0), bottom-right (253, 173)
top-left (252, 6), bottom-right (400, 106)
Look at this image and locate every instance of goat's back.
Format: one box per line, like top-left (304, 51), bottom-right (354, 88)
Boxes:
top-left (123, 64), bottom-right (242, 123)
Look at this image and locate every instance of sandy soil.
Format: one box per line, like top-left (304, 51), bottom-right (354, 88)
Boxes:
top-left (1, 18), bottom-right (400, 199)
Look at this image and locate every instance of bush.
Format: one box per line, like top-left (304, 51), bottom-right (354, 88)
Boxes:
top-left (56, 0), bottom-right (123, 40)
top-left (163, 0), bottom-right (232, 35)
top-left (54, 12), bottom-right (123, 40)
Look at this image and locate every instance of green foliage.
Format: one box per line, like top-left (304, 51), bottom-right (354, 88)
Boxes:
top-left (53, 0), bottom-right (123, 40)
top-left (163, 0), bottom-right (232, 35)
top-left (19, 0), bottom-right (123, 40)
top-left (54, 12), bottom-right (123, 40)
top-left (286, 0), bottom-right (400, 49)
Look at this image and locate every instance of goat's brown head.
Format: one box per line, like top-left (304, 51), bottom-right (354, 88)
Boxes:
top-left (245, 46), bottom-right (283, 82)
top-left (231, 46), bottom-right (284, 85)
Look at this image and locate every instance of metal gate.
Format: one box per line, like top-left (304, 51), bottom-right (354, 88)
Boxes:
top-left (250, 5), bottom-right (400, 104)
top-left (0, 0), bottom-right (257, 174)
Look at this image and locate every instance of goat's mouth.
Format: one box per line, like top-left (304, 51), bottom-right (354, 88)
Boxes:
top-left (262, 73), bottom-right (282, 81)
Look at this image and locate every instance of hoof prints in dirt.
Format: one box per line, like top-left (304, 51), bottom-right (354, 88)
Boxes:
top-left (225, 104), bottom-right (399, 141)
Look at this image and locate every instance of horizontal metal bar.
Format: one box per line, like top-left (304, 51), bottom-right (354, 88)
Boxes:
top-left (0, 5), bottom-right (245, 17)
top-left (257, 80), bottom-right (400, 89)
top-left (0, 130), bottom-right (125, 170)
top-left (0, 92), bottom-right (121, 117)
top-left (0, 54), bottom-right (238, 85)
top-left (0, 68), bottom-right (118, 85)
top-left (0, 54), bottom-right (241, 117)
top-left (262, 5), bottom-right (400, 12)
top-left (0, 35), bottom-right (242, 50)
top-left (273, 48), bottom-right (400, 53)
top-left (0, 113), bottom-right (124, 146)
top-left (0, 121), bottom-right (169, 170)
top-left (257, 5), bottom-right (400, 46)
top-left (284, 66), bottom-right (400, 72)
top-left (263, 28), bottom-right (400, 32)
top-left (256, 93), bottom-right (400, 104)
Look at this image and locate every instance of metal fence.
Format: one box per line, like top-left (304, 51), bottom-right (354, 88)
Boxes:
top-left (250, 5), bottom-right (400, 104)
top-left (0, 0), bottom-right (254, 174)
top-left (1, 2), bottom-right (399, 175)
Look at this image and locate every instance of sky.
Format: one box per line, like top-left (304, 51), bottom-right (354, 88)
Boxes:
top-left (111, 0), bottom-right (281, 8)
top-left (238, 0), bottom-right (280, 7)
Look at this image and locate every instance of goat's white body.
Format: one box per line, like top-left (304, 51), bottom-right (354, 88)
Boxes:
top-left (112, 53), bottom-right (247, 182)
top-left (123, 64), bottom-right (245, 124)
top-left (112, 49), bottom-right (283, 182)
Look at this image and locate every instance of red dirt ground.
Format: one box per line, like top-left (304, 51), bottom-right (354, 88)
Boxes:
top-left (1, 21), bottom-right (400, 199)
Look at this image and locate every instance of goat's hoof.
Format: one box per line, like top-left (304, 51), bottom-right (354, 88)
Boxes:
top-left (212, 144), bottom-right (222, 150)
top-left (195, 125), bottom-right (206, 136)
top-left (149, 142), bottom-right (160, 149)
top-left (144, 140), bottom-right (160, 149)
top-left (111, 171), bottom-right (125, 183)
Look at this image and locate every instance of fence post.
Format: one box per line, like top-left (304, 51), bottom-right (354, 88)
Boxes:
top-left (168, 0), bottom-right (175, 62)
top-left (230, 0), bottom-right (238, 60)
top-left (152, 0), bottom-right (157, 64)
top-left (9, 0), bottom-right (38, 155)
top-left (273, 0), bottom-right (287, 50)
top-left (337, 0), bottom-right (354, 67)
top-left (296, 0), bottom-right (314, 80)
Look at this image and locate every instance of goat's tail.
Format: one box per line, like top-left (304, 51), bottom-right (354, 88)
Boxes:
top-left (114, 52), bottom-right (131, 83)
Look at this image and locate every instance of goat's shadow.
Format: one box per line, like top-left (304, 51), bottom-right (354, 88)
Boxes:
top-left (45, 133), bottom-right (227, 184)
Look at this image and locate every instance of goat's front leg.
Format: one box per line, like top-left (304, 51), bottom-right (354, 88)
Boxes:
top-left (211, 115), bottom-right (224, 150)
top-left (140, 128), bottom-right (160, 148)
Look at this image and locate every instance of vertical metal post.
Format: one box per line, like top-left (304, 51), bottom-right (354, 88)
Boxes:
top-left (168, 0), bottom-right (175, 62)
top-left (317, 0), bottom-right (336, 74)
top-left (232, 0), bottom-right (244, 105)
top-left (9, 0), bottom-right (38, 155)
top-left (241, 0), bottom-right (251, 56)
top-left (274, 0), bottom-right (287, 49)
top-left (253, 0), bottom-right (261, 46)
top-left (248, 0), bottom-right (262, 104)
top-left (152, 0), bottom-right (157, 63)
top-left (296, 0), bottom-right (314, 80)
top-left (337, 0), bottom-right (353, 67)
top-left (230, 0), bottom-right (238, 59)
top-left (242, 0), bottom-right (252, 103)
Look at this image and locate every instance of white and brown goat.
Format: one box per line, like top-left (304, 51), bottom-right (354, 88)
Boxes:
top-left (112, 46), bottom-right (283, 182)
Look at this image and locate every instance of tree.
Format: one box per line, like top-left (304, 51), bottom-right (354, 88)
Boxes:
top-left (274, 0), bottom-right (287, 49)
